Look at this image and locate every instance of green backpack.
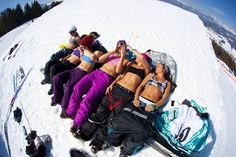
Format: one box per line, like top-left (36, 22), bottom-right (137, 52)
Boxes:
top-left (154, 99), bottom-right (210, 155)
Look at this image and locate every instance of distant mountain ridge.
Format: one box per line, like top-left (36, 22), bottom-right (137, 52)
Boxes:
top-left (161, 0), bottom-right (236, 50)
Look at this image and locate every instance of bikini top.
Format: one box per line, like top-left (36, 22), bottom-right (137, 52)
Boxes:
top-left (72, 49), bottom-right (80, 57)
top-left (82, 55), bottom-right (95, 64)
top-left (126, 65), bottom-right (145, 80)
top-left (106, 54), bottom-right (120, 65)
top-left (145, 73), bottom-right (168, 94)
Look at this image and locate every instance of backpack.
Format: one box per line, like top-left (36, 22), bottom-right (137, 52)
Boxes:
top-left (154, 99), bottom-right (209, 155)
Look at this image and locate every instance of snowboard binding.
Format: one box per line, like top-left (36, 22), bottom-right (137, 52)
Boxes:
top-left (25, 130), bottom-right (52, 157)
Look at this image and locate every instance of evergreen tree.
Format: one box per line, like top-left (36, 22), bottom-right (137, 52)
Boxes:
top-left (43, 5), bottom-right (49, 13)
top-left (24, 3), bottom-right (33, 22)
top-left (212, 40), bottom-right (236, 76)
top-left (32, 1), bottom-right (43, 18)
top-left (15, 4), bottom-right (24, 26)
top-left (0, 1), bottom-right (62, 37)
top-left (51, 1), bottom-right (63, 8)
top-left (4, 8), bottom-right (17, 31)
top-left (0, 14), bottom-right (4, 36)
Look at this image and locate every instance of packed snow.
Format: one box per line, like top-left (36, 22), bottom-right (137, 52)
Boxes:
top-left (0, 21), bottom-right (33, 58)
top-left (1, 0), bottom-right (236, 157)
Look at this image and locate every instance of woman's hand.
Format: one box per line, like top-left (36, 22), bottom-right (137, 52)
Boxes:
top-left (106, 84), bottom-right (113, 94)
top-left (116, 45), bottom-right (126, 56)
top-left (145, 105), bottom-right (154, 112)
top-left (126, 44), bottom-right (132, 50)
top-left (133, 99), bottom-right (140, 108)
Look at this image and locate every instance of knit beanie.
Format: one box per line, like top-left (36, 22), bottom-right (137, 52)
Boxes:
top-left (79, 35), bottom-right (94, 49)
top-left (69, 25), bottom-right (77, 33)
top-left (89, 31), bottom-right (100, 39)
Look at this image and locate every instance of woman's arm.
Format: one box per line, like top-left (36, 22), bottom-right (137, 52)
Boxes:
top-left (96, 50), bottom-right (115, 63)
top-left (142, 58), bottom-right (151, 76)
top-left (155, 81), bottom-right (171, 107)
top-left (126, 45), bottom-right (142, 59)
top-left (106, 71), bottom-right (127, 94)
top-left (115, 45), bottom-right (128, 74)
top-left (83, 50), bottom-right (103, 63)
top-left (134, 73), bottom-right (151, 100)
top-left (127, 45), bottom-right (151, 75)
top-left (133, 74), bottom-right (151, 107)
top-left (61, 54), bottom-right (71, 61)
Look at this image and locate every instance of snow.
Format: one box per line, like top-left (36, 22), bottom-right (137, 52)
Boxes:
top-left (0, 21), bottom-right (33, 58)
top-left (1, 0), bottom-right (236, 157)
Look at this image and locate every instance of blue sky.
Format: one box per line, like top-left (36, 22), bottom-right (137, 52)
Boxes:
top-left (180, 0), bottom-right (236, 33)
top-left (0, 0), bottom-right (52, 12)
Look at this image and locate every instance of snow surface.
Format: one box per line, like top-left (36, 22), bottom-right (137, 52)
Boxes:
top-left (0, 21), bottom-right (33, 58)
top-left (1, 0), bottom-right (236, 156)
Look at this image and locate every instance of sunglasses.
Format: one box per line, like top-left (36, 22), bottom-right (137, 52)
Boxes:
top-left (117, 40), bottom-right (126, 46)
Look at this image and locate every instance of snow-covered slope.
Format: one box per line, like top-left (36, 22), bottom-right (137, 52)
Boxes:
top-left (0, 21), bottom-right (33, 58)
top-left (1, 0), bottom-right (236, 156)
top-left (208, 29), bottom-right (236, 58)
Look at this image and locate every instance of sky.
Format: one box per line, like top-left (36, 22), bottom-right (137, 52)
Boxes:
top-left (180, 0), bottom-right (236, 33)
top-left (0, 0), bottom-right (53, 12)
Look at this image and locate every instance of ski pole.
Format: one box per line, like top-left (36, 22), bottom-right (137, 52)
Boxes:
top-left (20, 102), bottom-right (33, 131)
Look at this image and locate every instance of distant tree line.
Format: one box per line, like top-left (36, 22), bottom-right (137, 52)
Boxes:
top-left (212, 40), bottom-right (236, 76)
top-left (0, 1), bottom-right (62, 37)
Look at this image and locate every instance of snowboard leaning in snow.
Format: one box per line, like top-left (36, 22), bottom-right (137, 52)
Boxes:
top-left (4, 66), bottom-right (33, 157)
top-left (69, 148), bottom-right (93, 157)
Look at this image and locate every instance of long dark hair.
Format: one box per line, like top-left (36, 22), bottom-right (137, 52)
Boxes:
top-left (163, 64), bottom-right (177, 92)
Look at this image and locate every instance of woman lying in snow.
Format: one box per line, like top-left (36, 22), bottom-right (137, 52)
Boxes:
top-left (41, 25), bottom-right (80, 85)
top-left (74, 44), bottom-right (151, 139)
top-left (47, 35), bottom-right (107, 95)
top-left (66, 40), bottom-right (130, 134)
top-left (50, 37), bottom-right (103, 110)
top-left (89, 63), bottom-right (172, 157)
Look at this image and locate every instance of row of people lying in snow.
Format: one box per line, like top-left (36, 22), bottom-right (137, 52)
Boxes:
top-left (41, 26), bottom-right (209, 157)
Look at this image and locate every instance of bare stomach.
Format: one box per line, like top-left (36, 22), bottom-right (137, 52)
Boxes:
top-left (116, 74), bottom-right (142, 92)
top-left (67, 55), bottom-right (80, 65)
top-left (77, 62), bottom-right (94, 72)
top-left (100, 63), bottom-right (117, 77)
top-left (140, 85), bottom-right (162, 102)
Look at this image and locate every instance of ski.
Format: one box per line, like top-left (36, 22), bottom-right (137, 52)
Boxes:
top-left (4, 66), bottom-right (33, 157)
top-left (12, 66), bottom-right (25, 92)
top-left (9, 40), bottom-right (25, 59)
top-left (2, 40), bottom-right (21, 61)
top-left (13, 74), bottom-right (16, 92)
